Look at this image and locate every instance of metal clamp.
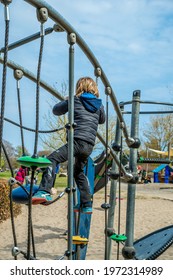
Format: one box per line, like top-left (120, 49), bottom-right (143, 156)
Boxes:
top-left (123, 172), bottom-right (133, 182)
top-left (0, 0), bottom-right (12, 5)
top-left (126, 137), bottom-right (135, 147)
top-left (67, 33), bottom-right (76, 45)
top-left (1, 0), bottom-right (11, 20)
top-left (8, 177), bottom-right (17, 186)
top-left (13, 69), bottom-right (23, 80)
top-left (53, 23), bottom-right (64, 32)
top-left (11, 246), bottom-right (20, 257)
top-left (94, 67), bottom-right (101, 77)
top-left (105, 86), bottom-right (112, 96)
top-left (36, 7), bottom-right (48, 23)
top-left (120, 122), bottom-right (125, 129)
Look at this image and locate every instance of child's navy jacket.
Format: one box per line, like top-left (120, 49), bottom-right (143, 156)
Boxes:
top-left (53, 92), bottom-right (105, 145)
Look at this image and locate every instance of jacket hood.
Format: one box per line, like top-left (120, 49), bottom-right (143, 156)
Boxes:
top-left (80, 92), bottom-right (102, 113)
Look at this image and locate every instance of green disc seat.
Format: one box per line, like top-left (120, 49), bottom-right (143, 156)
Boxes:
top-left (17, 156), bottom-right (52, 168)
top-left (110, 234), bottom-right (127, 242)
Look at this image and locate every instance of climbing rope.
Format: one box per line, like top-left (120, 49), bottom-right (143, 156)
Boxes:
top-left (25, 8), bottom-right (48, 260)
top-left (0, 115), bottom-right (64, 134)
top-left (2, 142), bottom-right (18, 260)
top-left (33, 29), bottom-right (44, 157)
top-left (0, 1), bottom-right (18, 260)
top-left (0, 1), bottom-right (11, 166)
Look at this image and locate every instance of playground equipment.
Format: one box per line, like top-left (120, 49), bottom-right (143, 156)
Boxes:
top-left (0, 0), bottom-right (173, 260)
top-left (134, 225), bottom-right (173, 260)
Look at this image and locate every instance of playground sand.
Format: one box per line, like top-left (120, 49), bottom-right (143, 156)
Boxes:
top-left (0, 182), bottom-right (173, 260)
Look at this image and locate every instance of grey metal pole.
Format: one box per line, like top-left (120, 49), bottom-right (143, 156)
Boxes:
top-left (0, 27), bottom-right (53, 53)
top-left (67, 32), bottom-right (76, 260)
top-left (107, 106), bottom-right (122, 259)
top-left (122, 90), bottom-right (141, 260)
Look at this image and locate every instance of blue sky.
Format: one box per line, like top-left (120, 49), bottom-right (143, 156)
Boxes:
top-left (0, 0), bottom-right (173, 155)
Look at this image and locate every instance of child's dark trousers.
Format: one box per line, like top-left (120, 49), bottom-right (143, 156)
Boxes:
top-left (39, 139), bottom-right (93, 204)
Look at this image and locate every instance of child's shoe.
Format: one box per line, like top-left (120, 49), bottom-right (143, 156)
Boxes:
top-left (81, 202), bottom-right (93, 214)
top-left (73, 203), bottom-right (81, 212)
top-left (32, 190), bottom-right (52, 205)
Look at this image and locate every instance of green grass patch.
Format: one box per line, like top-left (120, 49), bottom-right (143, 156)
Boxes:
top-left (37, 173), bottom-right (67, 188)
top-left (54, 176), bottom-right (67, 189)
top-left (0, 171), bottom-right (67, 188)
top-left (0, 171), bottom-right (11, 179)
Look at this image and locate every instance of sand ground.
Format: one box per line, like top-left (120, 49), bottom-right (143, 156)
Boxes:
top-left (0, 182), bottom-right (173, 260)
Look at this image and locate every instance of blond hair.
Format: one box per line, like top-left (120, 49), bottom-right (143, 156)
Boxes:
top-left (75, 77), bottom-right (99, 98)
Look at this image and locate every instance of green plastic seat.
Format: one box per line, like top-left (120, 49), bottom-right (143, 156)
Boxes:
top-left (110, 233), bottom-right (127, 242)
top-left (138, 156), bottom-right (144, 163)
top-left (17, 156), bottom-right (52, 168)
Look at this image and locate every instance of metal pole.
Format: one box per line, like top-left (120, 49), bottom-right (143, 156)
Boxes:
top-left (0, 27), bottom-right (53, 53)
top-left (122, 90), bottom-right (141, 260)
top-left (168, 142), bottom-right (171, 160)
top-left (120, 100), bottom-right (173, 106)
top-left (146, 147), bottom-right (149, 174)
top-left (67, 32), bottom-right (76, 260)
top-left (13, 70), bottom-right (25, 154)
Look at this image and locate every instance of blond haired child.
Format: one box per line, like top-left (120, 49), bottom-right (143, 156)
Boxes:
top-left (32, 77), bottom-right (105, 213)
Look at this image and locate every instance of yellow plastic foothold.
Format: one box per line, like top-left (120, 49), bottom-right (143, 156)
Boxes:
top-left (72, 235), bottom-right (88, 245)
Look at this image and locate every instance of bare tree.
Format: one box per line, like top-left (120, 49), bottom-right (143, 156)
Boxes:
top-left (15, 145), bottom-right (30, 157)
top-left (143, 113), bottom-right (173, 153)
top-left (41, 81), bottom-right (68, 151)
top-left (95, 116), bottom-right (117, 151)
top-left (1, 140), bottom-right (16, 169)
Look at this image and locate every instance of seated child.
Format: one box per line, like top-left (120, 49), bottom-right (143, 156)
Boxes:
top-left (15, 166), bottom-right (27, 184)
